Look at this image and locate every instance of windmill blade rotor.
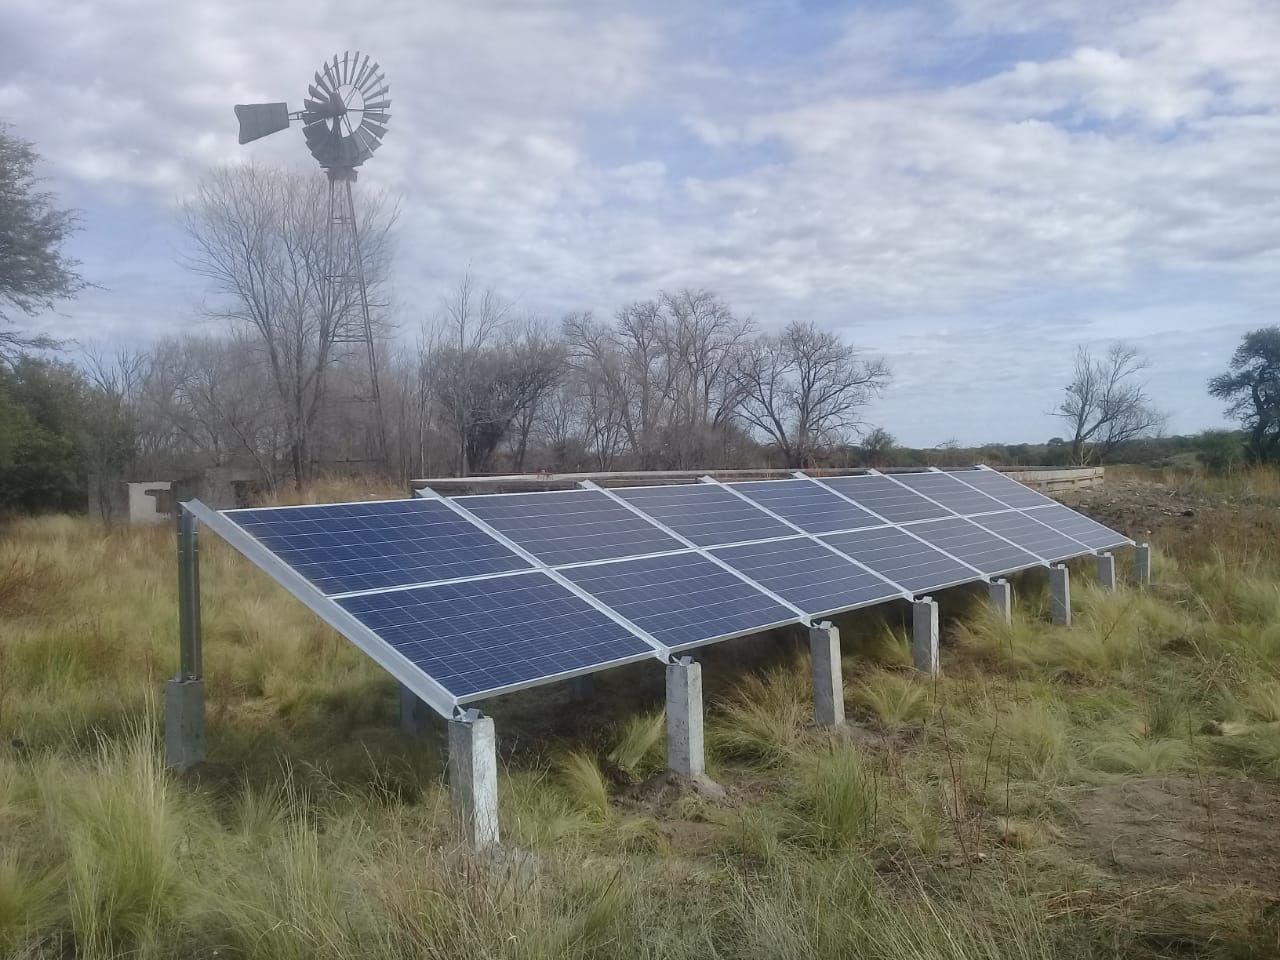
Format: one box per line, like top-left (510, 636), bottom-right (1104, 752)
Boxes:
top-left (358, 63), bottom-right (383, 95)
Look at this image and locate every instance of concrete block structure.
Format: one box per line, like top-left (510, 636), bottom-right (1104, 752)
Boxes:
top-left (665, 657), bottom-right (705, 776)
top-left (1050, 564), bottom-right (1072, 625)
top-left (808, 621), bottom-right (844, 727)
top-left (1096, 552), bottom-right (1117, 591)
top-left (912, 597), bottom-right (940, 676)
top-left (448, 712), bottom-right (500, 849)
top-left (988, 579), bottom-right (1012, 625)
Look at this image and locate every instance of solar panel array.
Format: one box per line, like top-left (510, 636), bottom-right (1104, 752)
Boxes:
top-left (196, 467), bottom-right (1131, 716)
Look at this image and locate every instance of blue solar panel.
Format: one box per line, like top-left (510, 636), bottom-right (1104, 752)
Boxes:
top-left (227, 499), bottom-right (530, 595)
top-left (1023, 503), bottom-right (1130, 552)
top-left (729, 479), bottom-right (881, 534)
top-left (945, 469), bottom-right (1058, 509)
top-left (970, 510), bottom-right (1092, 562)
top-left (335, 572), bottom-right (655, 700)
top-left (560, 552), bottom-right (798, 649)
top-left (890, 472), bottom-right (1007, 516)
top-left (711, 536), bottom-right (901, 615)
top-left (822, 526), bottom-right (977, 594)
top-left (456, 489), bottom-right (682, 566)
top-left (614, 483), bottom-right (795, 546)
top-left (905, 517), bottom-right (1042, 576)
top-left (820, 474), bottom-right (954, 523)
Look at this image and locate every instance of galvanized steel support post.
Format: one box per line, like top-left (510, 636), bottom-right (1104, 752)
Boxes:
top-left (166, 506), bottom-right (206, 771)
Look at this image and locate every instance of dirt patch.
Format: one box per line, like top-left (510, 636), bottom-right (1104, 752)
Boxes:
top-left (1067, 775), bottom-right (1280, 889)
top-left (1060, 477), bottom-right (1280, 555)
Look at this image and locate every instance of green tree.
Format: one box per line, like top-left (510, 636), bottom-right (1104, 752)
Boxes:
top-left (1208, 327), bottom-right (1280, 463)
top-left (0, 124), bottom-right (85, 364)
top-left (0, 358), bottom-right (87, 512)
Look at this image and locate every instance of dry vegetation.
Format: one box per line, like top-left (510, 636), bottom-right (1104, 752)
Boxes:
top-left (3, 470), bottom-right (1280, 958)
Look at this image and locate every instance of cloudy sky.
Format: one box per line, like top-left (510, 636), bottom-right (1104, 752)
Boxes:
top-left (3, 0), bottom-right (1277, 445)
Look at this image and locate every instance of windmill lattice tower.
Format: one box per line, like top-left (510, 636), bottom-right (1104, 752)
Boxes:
top-left (234, 52), bottom-right (391, 468)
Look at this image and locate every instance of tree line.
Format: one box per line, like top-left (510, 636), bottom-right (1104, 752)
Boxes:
top-left (4, 125), bottom-right (1280, 514)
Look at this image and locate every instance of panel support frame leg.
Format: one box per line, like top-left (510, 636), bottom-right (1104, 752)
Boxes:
top-left (166, 505), bottom-right (206, 771)
top-left (666, 656), bottom-right (705, 777)
top-left (1136, 543), bottom-right (1152, 587)
top-left (912, 597), bottom-right (940, 677)
top-left (567, 674), bottom-right (595, 702)
top-left (449, 709), bottom-right (500, 850)
top-left (988, 578), bottom-right (1012, 625)
top-left (809, 621), bottom-right (844, 727)
top-left (1050, 564), bottom-right (1072, 626)
top-left (1096, 552), bottom-right (1117, 592)
top-left (399, 684), bottom-right (422, 734)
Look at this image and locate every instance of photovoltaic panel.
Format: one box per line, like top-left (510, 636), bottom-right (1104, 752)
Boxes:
top-left (944, 469), bottom-right (1058, 509)
top-left (226, 499), bottom-right (530, 596)
top-left (822, 526), bottom-right (977, 594)
top-left (613, 483), bottom-right (795, 546)
top-left (820, 474), bottom-right (954, 523)
top-left (335, 572), bottom-right (655, 700)
top-left (711, 537), bottom-right (902, 615)
top-left (559, 552), bottom-right (798, 649)
top-left (729, 479), bottom-right (882, 534)
top-left (455, 489), bottom-right (682, 566)
top-left (890, 471), bottom-right (1008, 517)
top-left (905, 517), bottom-right (1042, 576)
top-left (1024, 503), bottom-right (1131, 552)
top-left (969, 510), bottom-right (1093, 562)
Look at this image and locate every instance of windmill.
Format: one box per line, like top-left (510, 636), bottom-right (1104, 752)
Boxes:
top-left (234, 52), bottom-right (391, 467)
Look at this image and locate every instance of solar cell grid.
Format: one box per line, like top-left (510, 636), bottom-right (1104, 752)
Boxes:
top-left (906, 517), bottom-right (1042, 576)
top-left (336, 571), bottom-right (654, 699)
top-left (890, 471), bottom-right (1008, 517)
top-left (228, 499), bottom-right (529, 596)
top-left (455, 489), bottom-right (682, 566)
top-left (822, 526), bottom-right (977, 594)
top-left (945, 469), bottom-right (1058, 509)
top-left (970, 510), bottom-right (1092, 562)
top-left (819, 474), bottom-right (954, 523)
top-left (1024, 503), bottom-right (1131, 551)
top-left (711, 536), bottom-right (902, 615)
top-left (729, 479), bottom-right (882, 534)
top-left (613, 483), bottom-right (795, 546)
top-left (560, 551), bottom-right (798, 649)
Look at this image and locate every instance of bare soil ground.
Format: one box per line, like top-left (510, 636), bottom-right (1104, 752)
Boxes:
top-left (1068, 776), bottom-right (1280, 889)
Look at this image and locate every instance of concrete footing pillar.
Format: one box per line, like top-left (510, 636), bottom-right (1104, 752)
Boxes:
top-left (1096, 552), bottom-right (1117, 591)
top-left (808, 621), bottom-right (844, 727)
top-left (164, 677), bottom-right (206, 771)
top-left (988, 579), bottom-right (1012, 625)
top-left (665, 657), bottom-right (705, 776)
top-left (912, 598), bottom-right (940, 677)
top-left (1136, 543), bottom-right (1152, 586)
top-left (1050, 564), bottom-right (1072, 626)
top-left (567, 674), bottom-right (595, 701)
top-left (448, 711), bottom-right (499, 849)
top-left (399, 684), bottom-right (421, 734)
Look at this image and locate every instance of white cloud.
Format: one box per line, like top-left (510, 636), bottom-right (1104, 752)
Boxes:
top-left (3, 0), bottom-right (1277, 444)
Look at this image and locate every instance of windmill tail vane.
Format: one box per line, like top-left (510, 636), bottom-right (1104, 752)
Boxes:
top-left (232, 51), bottom-right (391, 468)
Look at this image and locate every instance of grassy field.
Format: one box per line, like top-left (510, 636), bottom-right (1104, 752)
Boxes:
top-left (3, 470), bottom-right (1280, 958)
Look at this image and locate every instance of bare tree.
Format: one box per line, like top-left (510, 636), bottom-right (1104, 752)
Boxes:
top-left (1056, 343), bottom-right (1166, 464)
top-left (734, 319), bottom-right (890, 468)
top-left (436, 273), bottom-right (512, 475)
top-left (181, 164), bottom-right (394, 489)
top-left (503, 318), bottom-right (566, 472)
